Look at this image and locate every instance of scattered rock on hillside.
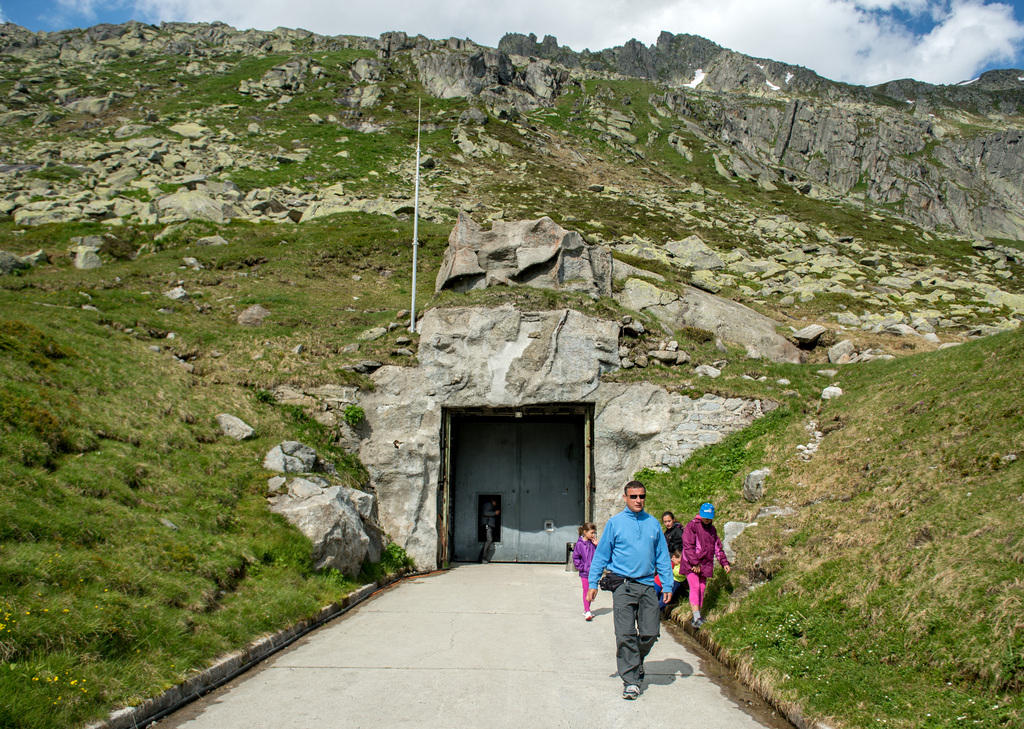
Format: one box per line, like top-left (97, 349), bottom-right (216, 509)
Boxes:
top-left (0, 250), bottom-right (31, 275)
top-left (792, 324), bottom-right (827, 348)
top-left (828, 339), bottom-right (856, 364)
top-left (358, 327), bottom-right (387, 341)
top-left (459, 107), bottom-right (488, 125)
top-left (663, 234), bottom-right (724, 270)
top-left (156, 190), bottom-right (239, 224)
top-left (267, 476), bottom-right (287, 495)
top-left (821, 385), bottom-right (843, 400)
top-left (695, 364), bottom-right (721, 378)
top-left (262, 439), bottom-right (385, 574)
top-left (71, 245), bottom-right (103, 270)
top-left (263, 441), bottom-right (323, 473)
top-left (216, 413), bottom-right (255, 440)
top-left (164, 286), bottom-right (189, 301)
top-left (237, 304), bottom-right (271, 326)
top-left (797, 421), bottom-right (824, 460)
top-left (756, 505), bottom-right (796, 518)
top-left (722, 521), bottom-right (753, 563)
top-left (743, 468), bottom-right (770, 502)
top-left (195, 234), bottom-right (229, 246)
top-left (169, 122), bottom-right (210, 139)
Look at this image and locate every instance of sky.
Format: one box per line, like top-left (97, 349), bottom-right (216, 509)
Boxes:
top-left (0, 0), bottom-right (1023, 86)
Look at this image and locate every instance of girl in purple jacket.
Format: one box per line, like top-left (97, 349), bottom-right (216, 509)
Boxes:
top-left (572, 522), bottom-right (598, 620)
top-left (682, 503), bottom-right (731, 628)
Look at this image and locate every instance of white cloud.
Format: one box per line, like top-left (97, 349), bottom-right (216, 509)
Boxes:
top-left (641, 0), bottom-right (1024, 84)
top-left (127, 0), bottom-right (1024, 85)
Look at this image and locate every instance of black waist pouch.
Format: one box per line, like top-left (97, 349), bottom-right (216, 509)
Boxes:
top-left (598, 571), bottom-right (625, 591)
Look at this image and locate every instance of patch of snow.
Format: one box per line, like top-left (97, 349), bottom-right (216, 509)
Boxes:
top-left (766, 80), bottom-right (780, 91)
top-left (906, 99), bottom-right (915, 104)
top-left (957, 77), bottom-right (979, 85)
top-left (1019, 76), bottom-right (1024, 81)
top-left (785, 72), bottom-right (794, 84)
top-left (756, 63), bottom-right (765, 71)
top-left (684, 69), bottom-right (705, 89)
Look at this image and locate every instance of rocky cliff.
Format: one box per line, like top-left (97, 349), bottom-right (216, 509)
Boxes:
top-left (500, 30), bottom-right (1024, 240)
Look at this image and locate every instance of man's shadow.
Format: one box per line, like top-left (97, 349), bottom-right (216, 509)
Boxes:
top-left (640, 658), bottom-right (693, 686)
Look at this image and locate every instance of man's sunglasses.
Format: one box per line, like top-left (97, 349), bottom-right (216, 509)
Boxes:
top-left (627, 493), bottom-right (646, 500)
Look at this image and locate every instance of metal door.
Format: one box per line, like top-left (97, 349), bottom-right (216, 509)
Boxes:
top-left (450, 415), bottom-right (584, 563)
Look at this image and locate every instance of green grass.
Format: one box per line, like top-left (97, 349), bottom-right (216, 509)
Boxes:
top-left (0, 212), bottom-right (440, 729)
top-left (0, 314), bottom-right (373, 729)
top-left (644, 330), bottom-right (1024, 729)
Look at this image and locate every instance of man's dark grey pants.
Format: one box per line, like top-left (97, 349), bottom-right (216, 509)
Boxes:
top-left (612, 580), bottom-right (660, 687)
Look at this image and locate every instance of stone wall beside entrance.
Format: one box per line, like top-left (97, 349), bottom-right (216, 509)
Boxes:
top-left (357, 305), bottom-right (775, 569)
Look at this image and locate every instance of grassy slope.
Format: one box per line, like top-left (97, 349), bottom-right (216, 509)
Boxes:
top-left (643, 329), bottom-right (1024, 729)
top-left (0, 213), bottom-right (448, 729)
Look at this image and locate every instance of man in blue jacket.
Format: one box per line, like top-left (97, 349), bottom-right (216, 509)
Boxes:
top-left (587, 480), bottom-right (673, 700)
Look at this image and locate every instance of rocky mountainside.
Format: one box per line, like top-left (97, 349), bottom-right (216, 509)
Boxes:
top-left (0, 20), bottom-right (1022, 344)
top-left (501, 30), bottom-right (1024, 239)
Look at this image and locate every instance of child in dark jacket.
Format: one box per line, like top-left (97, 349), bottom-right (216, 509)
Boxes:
top-left (682, 503), bottom-right (731, 628)
top-left (572, 522), bottom-right (598, 620)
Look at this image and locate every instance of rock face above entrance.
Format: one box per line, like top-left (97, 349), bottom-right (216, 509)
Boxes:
top-left (417, 305), bottom-right (620, 404)
top-left (358, 305), bottom-right (776, 569)
top-left (435, 214), bottom-right (613, 297)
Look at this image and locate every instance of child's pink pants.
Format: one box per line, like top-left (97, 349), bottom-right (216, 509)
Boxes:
top-left (580, 576), bottom-right (591, 611)
top-left (686, 571), bottom-right (707, 608)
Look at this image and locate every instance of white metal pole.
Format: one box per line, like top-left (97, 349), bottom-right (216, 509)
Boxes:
top-left (410, 99), bottom-right (421, 333)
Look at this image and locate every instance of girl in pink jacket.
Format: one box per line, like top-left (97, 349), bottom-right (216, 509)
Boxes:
top-left (572, 522), bottom-right (598, 620)
top-left (682, 502), bottom-right (731, 628)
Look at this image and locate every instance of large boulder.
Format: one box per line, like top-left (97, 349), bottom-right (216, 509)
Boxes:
top-left (435, 214), bottom-right (612, 297)
top-left (63, 95), bottom-right (111, 115)
top-left (269, 486), bottom-right (370, 575)
top-left (155, 190), bottom-right (239, 223)
top-left (663, 235), bottom-right (724, 270)
top-left (616, 278), bottom-right (801, 363)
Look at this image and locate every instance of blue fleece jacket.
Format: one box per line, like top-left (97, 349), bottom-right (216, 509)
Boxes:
top-left (587, 508), bottom-right (673, 590)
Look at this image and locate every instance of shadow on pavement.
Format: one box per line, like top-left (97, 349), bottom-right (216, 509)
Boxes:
top-left (643, 658), bottom-right (694, 686)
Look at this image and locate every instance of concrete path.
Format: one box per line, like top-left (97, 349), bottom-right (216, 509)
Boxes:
top-left (157, 564), bottom-right (786, 729)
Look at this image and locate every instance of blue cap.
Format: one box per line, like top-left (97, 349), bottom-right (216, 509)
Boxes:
top-left (698, 502), bottom-right (715, 519)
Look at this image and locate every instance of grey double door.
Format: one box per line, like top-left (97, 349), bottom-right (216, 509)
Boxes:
top-left (450, 416), bottom-right (584, 563)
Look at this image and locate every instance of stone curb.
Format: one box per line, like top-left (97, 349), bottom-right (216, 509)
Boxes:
top-left (671, 612), bottom-right (835, 729)
top-left (84, 568), bottom-right (425, 729)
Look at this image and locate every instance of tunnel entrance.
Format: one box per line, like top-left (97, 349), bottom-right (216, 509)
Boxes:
top-left (439, 405), bottom-right (593, 564)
